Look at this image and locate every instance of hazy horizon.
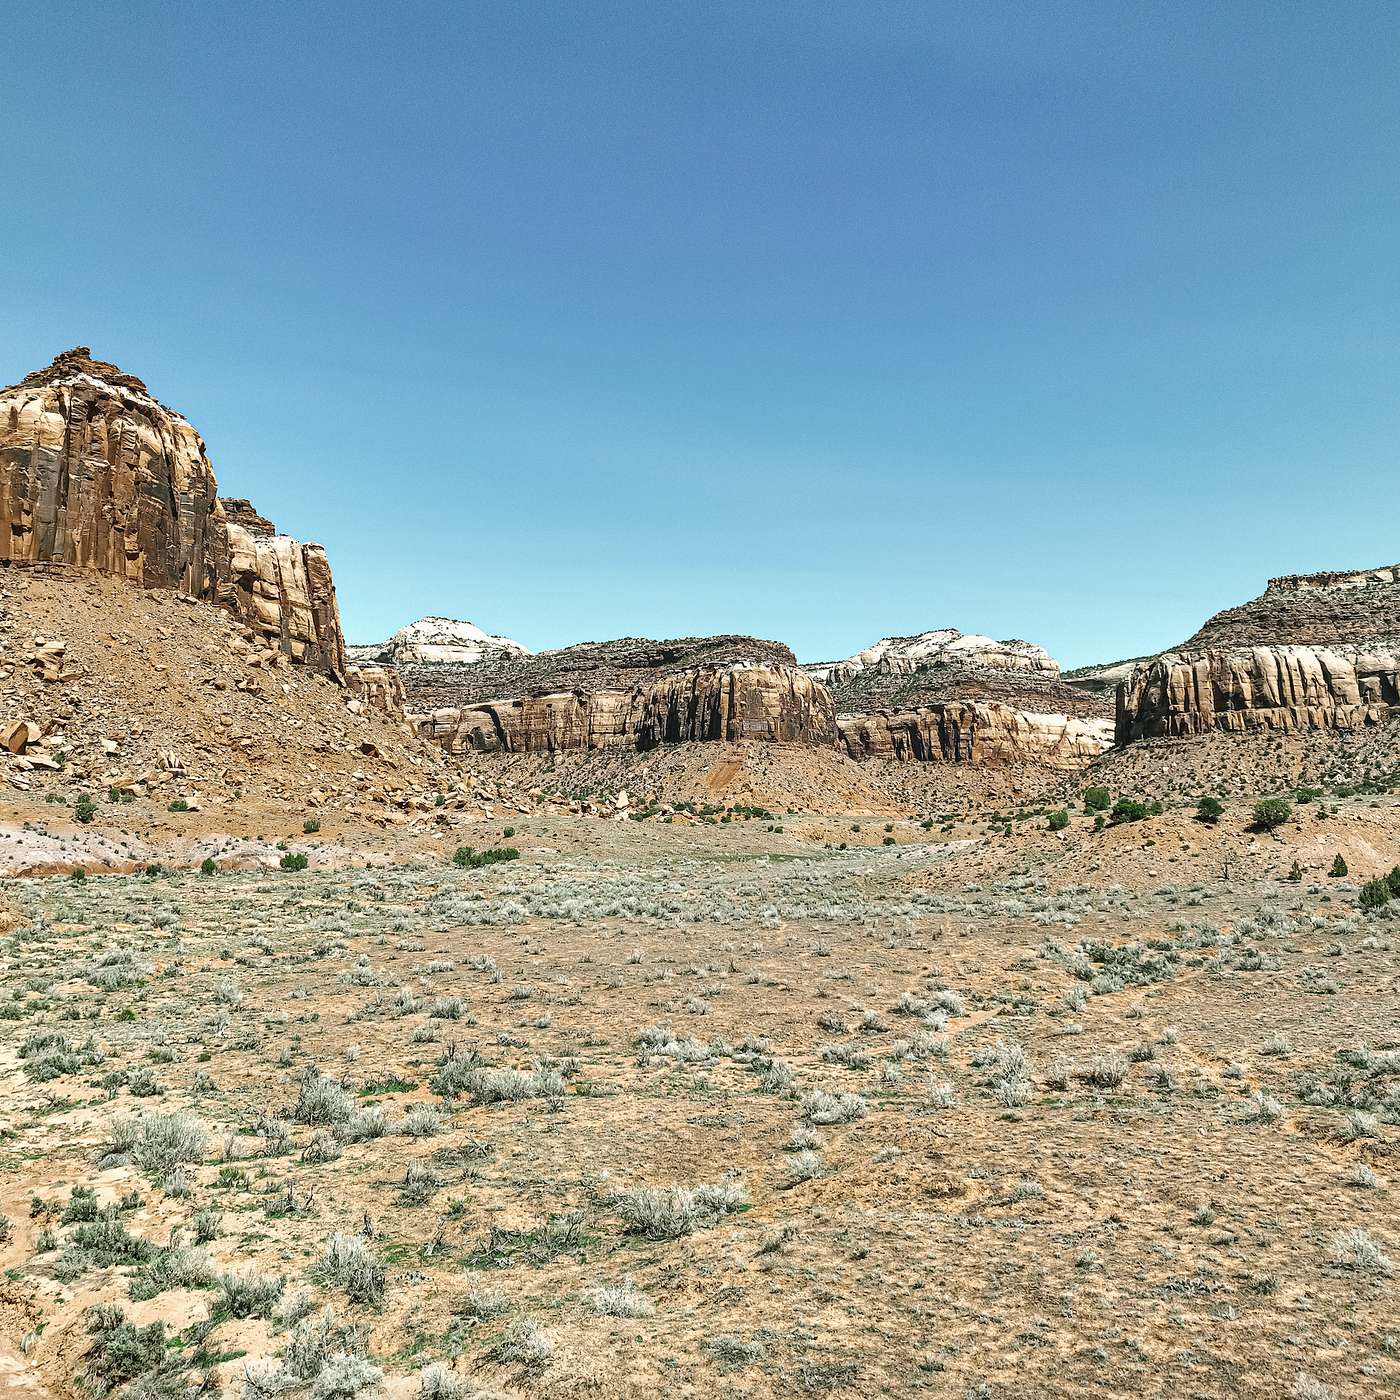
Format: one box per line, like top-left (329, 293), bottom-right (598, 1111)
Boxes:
top-left (6, 2), bottom-right (1398, 670)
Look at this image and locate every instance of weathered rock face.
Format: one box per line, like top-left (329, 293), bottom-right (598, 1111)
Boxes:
top-left (413, 659), bottom-right (836, 754)
top-left (349, 616), bottom-right (530, 671)
top-left (808, 630), bottom-right (1058, 685)
top-left (1116, 565), bottom-right (1400, 742)
top-left (345, 662), bottom-right (408, 718)
top-left (807, 626), bottom-right (1113, 721)
top-left (1117, 645), bottom-right (1400, 741)
top-left (838, 703), bottom-right (1113, 769)
top-left (0, 348), bottom-right (348, 678)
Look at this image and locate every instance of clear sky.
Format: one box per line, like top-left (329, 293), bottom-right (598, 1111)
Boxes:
top-left (4, 2), bottom-right (1397, 668)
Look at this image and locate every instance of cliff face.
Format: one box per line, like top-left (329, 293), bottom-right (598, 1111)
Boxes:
top-left (1116, 645), bottom-right (1400, 741)
top-left (807, 627), bottom-right (1113, 721)
top-left (0, 349), bottom-right (347, 677)
top-left (1116, 565), bottom-right (1400, 742)
top-left (412, 659), bottom-right (836, 754)
top-left (838, 703), bottom-right (1112, 769)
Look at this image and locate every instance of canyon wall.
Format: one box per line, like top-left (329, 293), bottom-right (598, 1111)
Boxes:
top-left (1116, 645), bottom-right (1400, 742)
top-left (412, 661), bottom-right (836, 754)
top-left (1116, 565), bottom-right (1400, 742)
top-left (0, 348), bottom-right (348, 677)
top-left (838, 703), bottom-right (1112, 769)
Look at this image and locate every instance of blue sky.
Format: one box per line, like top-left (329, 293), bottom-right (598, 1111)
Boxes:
top-left (4, 2), bottom-right (1397, 667)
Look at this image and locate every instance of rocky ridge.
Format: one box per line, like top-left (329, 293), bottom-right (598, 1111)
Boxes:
top-left (348, 615), bottom-right (530, 668)
top-left (1116, 565), bottom-right (1400, 742)
top-left (0, 349), bottom-right (352, 682)
top-left (408, 635), bottom-right (835, 754)
top-left (808, 627), bottom-right (1113, 720)
top-left (837, 702), bottom-right (1111, 770)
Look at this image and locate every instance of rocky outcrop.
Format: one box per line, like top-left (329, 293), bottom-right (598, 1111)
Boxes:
top-left (1182, 565), bottom-right (1400, 651)
top-left (1116, 565), bottom-right (1400, 742)
top-left (349, 616), bottom-right (530, 669)
top-left (838, 703), bottom-right (1112, 768)
top-left (1063, 657), bottom-right (1146, 697)
top-left (413, 657), bottom-right (835, 755)
top-left (808, 626), bottom-right (1112, 721)
top-left (1116, 645), bottom-right (1400, 741)
top-left (345, 662), bottom-right (408, 718)
top-left (0, 348), bottom-right (348, 678)
top-left (808, 630), bottom-right (1058, 685)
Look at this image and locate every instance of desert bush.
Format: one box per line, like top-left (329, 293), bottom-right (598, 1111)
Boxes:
top-left (82, 1305), bottom-right (169, 1397)
top-left (102, 1111), bottom-right (206, 1184)
top-left (614, 1180), bottom-right (748, 1239)
top-left (585, 1276), bottom-right (654, 1318)
top-left (129, 1244), bottom-right (214, 1301)
top-left (1252, 798), bottom-right (1292, 831)
top-left (1077, 1054), bottom-right (1129, 1090)
top-left (451, 846), bottom-right (519, 869)
top-left (317, 1233), bottom-right (385, 1307)
top-left (310, 1353), bottom-right (383, 1399)
top-left (1329, 1227), bottom-right (1392, 1274)
top-left (490, 1317), bottom-right (553, 1370)
top-left (800, 1089), bottom-right (867, 1124)
top-left (293, 1070), bottom-right (354, 1125)
top-left (216, 1269), bottom-right (286, 1319)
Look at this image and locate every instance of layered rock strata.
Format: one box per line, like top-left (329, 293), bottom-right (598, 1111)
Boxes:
top-left (413, 650), bottom-right (835, 754)
top-left (808, 627), bottom-right (1112, 720)
top-left (1117, 645), bottom-right (1400, 741)
top-left (1116, 565), bottom-right (1400, 741)
top-left (837, 703), bottom-right (1112, 769)
top-left (0, 348), bottom-right (348, 678)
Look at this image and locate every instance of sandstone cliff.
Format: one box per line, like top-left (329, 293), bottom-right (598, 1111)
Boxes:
top-left (410, 638), bottom-right (835, 755)
top-left (1116, 565), bottom-right (1400, 742)
top-left (0, 349), bottom-right (348, 678)
top-left (808, 627), bottom-right (1112, 721)
top-left (837, 703), bottom-right (1112, 769)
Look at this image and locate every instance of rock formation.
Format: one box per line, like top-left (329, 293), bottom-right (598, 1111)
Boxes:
top-left (803, 626), bottom-right (1112, 767)
top-left (349, 616), bottom-right (530, 672)
top-left (0, 348), bottom-right (348, 678)
top-left (410, 636), bottom-right (835, 755)
top-left (807, 627), bottom-right (1112, 720)
top-left (837, 703), bottom-right (1113, 769)
top-left (1116, 565), bottom-right (1400, 741)
top-left (808, 630), bottom-right (1059, 685)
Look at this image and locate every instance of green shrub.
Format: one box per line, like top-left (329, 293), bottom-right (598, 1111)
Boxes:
top-left (1360, 878), bottom-right (1391, 910)
top-left (167, 799), bottom-right (189, 813)
top-left (200, 857), bottom-right (218, 876)
top-left (451, 846), bottom-right (520, 869)
top-left (1386, 865), bottom-right (1400, 898)
top-left (1110, 798), bottom-right (1151, 824)
top-left (502, 826), bottom-right (516, 839)
top-left (1047, 810), bottom-right (1069, 832)
top-left (1330, 854), bottom-right (1348, 878)
top-left (1196, 796), bottom-right (1224, 824)
top-left (74, 794), bottom-right (97, 824)
top-left (303, 817), bottom-right (321, 834)
top-left (1083, 787), bottom-right (1110, 812)
top-left (1252, 798), bottom-right (1292, 831)
top-left (279, 852), bottom-right (309, 872)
